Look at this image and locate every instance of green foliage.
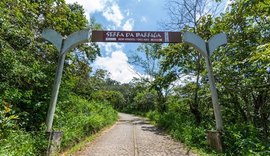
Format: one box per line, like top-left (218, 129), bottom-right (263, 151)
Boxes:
top-left (132, 89), bottom-right (157, 112)
top-left (0, 130), bottom-right (48, 156)
top-left (54, 95), bottom-right (118, 149)
top-left (0, 101), bottom-right (18, 137)
top-left (0, 1), bottom-right (108, 155)
top-left (147, 107), bottom-right (208, 151)
top-left (0, 0), bottom-right (94, 131)
top-left (147, 100), bottom-right (270, 155)
top-left (0, 130), bottom-right (36, 156)
top-left (0, 0), bottom-right (269, 155)
top-left (144, 0), bottom-right (270, 155)
top-left (91, 90), bottom-right (125, 110)
top-left (223, 124), bottom-right (270, 155)
top-left (0, 95), bottom-right (117, 155)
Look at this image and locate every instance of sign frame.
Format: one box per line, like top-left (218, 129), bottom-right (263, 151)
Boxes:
top-left (91, 30), bottom-right (181, 43)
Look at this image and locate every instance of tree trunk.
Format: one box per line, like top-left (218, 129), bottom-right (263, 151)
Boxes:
top-left (156, 88), bottom-right (167, 113)
top-left (230, 93), bottom-right (248, 122)
top-left (190, 54), bottom-right (202, 124)
top-left (189, 102), bottom-right (202, 124)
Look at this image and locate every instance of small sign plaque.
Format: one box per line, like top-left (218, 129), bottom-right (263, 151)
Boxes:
top-left (92, 31), bottom-right (181, 43)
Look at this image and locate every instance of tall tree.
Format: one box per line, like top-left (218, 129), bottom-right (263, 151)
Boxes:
top-left (129, 43), bottom-right (172, 112)
top-left (211, 0), bottom-right (270, 135)
top-left (129, 43), bottom-right (162, 82)
top-left (157, 15), bottom-right (216, 122)
top-left (0, 0), bottom-right (100, 131)
top-left (160, 0), bottom-right (223, 122)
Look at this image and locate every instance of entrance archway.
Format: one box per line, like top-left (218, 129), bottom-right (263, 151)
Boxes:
top-left (42, 28), bottom-right (226, 152)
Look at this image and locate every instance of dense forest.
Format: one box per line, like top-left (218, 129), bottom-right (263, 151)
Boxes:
top-left (0, 0), bottom-right (118, 155)
top-left (0, 0), bottom-right (270, 155)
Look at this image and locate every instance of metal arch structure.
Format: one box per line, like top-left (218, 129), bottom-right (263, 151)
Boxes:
top-left (42, 28), bottom-right (91, 132)
top-left (42, 28), bottom-right (227, 134)
top-left (41, 29), bottom-right (181, 132)
top-left (183, 32), bottom-right (227, 131)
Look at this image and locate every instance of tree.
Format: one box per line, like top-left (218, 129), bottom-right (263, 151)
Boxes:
top-left (133, 90), bottom-right (157, 112)
top-left (157, 15), bottom-right (216, 121)
top-left (129, 43), bottom-right (162, 81)
top-left (91, 90), bottom-right (125, 110)
top-left (162, 0), bottom-right (222, 30)
top-left (159, 0), bottom-right (224, 122)
top-left (0, 0), bottom-right (100, 131)
top-left (129, 43), bottom-right (174, 112)
top-left (211, 0), bottom-right (270, 135)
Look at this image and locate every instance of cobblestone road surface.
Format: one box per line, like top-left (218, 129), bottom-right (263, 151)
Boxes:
top-left (74, 113), bottom-right (196, 156)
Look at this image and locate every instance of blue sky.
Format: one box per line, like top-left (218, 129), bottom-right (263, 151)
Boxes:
top-left (66, 0), bottom-right (229, 83)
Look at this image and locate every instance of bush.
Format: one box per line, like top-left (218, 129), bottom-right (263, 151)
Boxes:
top-left (223, 124), bottom-right (270, 155)
top-left (147, 110), bottom-right (160, 122)
top-left (54, 95), bottom-right (118, 149)
top-left (0, 130), bottom-right (47, 156)
top-left (0, 94), bottom-right (118, 155)
top-left (0, 101), bottom-right (19, 137)
top-left (147, 100), bottom-right (270, 155)
top-left (133, 90), bottom-right (157, 112)
top-left (91, 90), bottom-right (125, 110)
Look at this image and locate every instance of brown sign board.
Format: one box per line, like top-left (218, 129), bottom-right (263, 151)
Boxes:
top-left (91, 30), bottom-right (181, 43)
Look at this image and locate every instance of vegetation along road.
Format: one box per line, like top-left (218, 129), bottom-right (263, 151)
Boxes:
top-left (74, 113), bottom-right (196, 156)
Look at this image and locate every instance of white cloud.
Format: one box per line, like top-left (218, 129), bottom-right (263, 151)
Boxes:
top-left (94, 51), bottom-right (140, 83)
top-left (65, 0), bottom-right (108, 21)
top-left (65, 0), bottom-right (139, 83)
top-left (122, 18), bottom-right (134, 31)
top-left (65, 0), bottom-right (124, 25)
top-left (102, 3), bottom-right (124, 27)
top-left (65, 0), bottom-right (110, 13)
top-left (98, 42), bottom-right (124, 55)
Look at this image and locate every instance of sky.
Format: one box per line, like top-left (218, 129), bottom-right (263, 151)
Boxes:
top-left (65, 0), bottom-right (229, 83)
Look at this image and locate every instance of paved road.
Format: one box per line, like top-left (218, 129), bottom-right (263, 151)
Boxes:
top-left (74, 113), bottom-right (196, 156)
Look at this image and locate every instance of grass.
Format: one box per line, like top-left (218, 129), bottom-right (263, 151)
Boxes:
top-left (59, 116), bottom-right (119, 156)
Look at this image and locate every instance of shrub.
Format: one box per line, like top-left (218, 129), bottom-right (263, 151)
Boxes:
top-left (223, 124), bottom-right (270, 155)
top-left (0, 130), bottom-right (47, 156)
top-left (91, 90), bottom-right (125, 110)
top-left (54, 95), bottom-right (118, 149)
top-left (133, 90), bottom-right (157, 112)
top-left (147, 99), bottom-right (270, 155)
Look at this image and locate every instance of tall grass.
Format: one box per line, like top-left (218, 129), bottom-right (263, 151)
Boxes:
top-left (54, 95), bottom-right (118, 149)
top-left (0, 95), bottom-right (118, 155)
top-left (0, 130), bottom-right (47, 156)
top-left (147, 101), bottom-right (270, 155)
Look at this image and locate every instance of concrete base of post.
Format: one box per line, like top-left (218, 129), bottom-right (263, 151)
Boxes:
top-left (46, 131), bottom-right (63, 156)
top-left (206, 130), bottom-right (223, 153)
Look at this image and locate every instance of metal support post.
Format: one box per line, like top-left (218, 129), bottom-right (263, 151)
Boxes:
top-left (183, 32), bottom-right (227, 131)
top-left (42, 28), bottom-right (91, 131)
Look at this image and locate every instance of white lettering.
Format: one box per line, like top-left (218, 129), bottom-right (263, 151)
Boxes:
top-left (107, 31), bottom-right (163, 39)
top-left (106, 31), bottom-right (125, 38)
top-left (126, 33), bottom-right (135, 38)
top-left (119, 32), bottom-right (124, 37)
top-left (135, 32), bottom-right (162, 38)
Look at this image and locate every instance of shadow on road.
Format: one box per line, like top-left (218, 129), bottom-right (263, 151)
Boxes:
top-left (118, 117), bottom-right (165, 136)
top-left (141, 125), bottom-right (165, 136)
